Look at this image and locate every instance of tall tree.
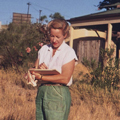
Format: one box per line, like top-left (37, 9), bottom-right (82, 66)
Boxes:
top-left (49, 12), bottom-right (64, 20)
top-left (40, 15), bottom-right (47, 24)
top-left (98, 0), bottom-right (120, 10)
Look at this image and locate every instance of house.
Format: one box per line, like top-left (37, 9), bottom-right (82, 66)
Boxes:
top-left (0, 22), bottom-right (8, 31)
top-left (66, 2), bottom-right (120, 65)
top-left (12, 13), bottom-right (31, 24)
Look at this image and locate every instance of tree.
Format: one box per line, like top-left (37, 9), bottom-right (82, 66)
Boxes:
top-left (49, 12), bottom-right (64, 20)
top-left (98, 0), bottom-right (120, 10)
top-left (40, 15), bottom-right (47, 24)
top-left (0, 23), bottom-right (44, 69)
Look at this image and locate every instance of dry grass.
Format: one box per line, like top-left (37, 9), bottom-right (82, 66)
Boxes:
top-left (69, 84), bottom-right (120, 120)
top-left (0, 68), bottom-right (37, 120)
top-left (68, 63), bottom-right (120, 120)
top-left (0, 64), bottom-right (120, 120)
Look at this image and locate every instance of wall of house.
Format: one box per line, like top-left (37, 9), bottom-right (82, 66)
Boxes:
top-left (65, 28), bottom-right (107, 64)
top-left (73, 37), bottom-right (105, 64)
top-left (1, 25), bottom-right (8, 30)
top-left (65, 28), bottom-right (106, 43)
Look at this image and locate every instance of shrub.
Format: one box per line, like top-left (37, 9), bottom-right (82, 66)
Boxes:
top-left (0, 23), bottom-right (46, 69)
top-left (91, 48), bottom-right (120, 91)
top-left (82, 48), bottom-right (120, 91)
top-left (82, 57), bottom-right (96, 70)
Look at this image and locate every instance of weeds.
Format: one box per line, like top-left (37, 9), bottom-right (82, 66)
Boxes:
top-left (1, 64), bottom-right (120, 120)
top-left (82, 48), bottom-right (120, 91)
top-left (3, 114), bottom-right (15, 120)
top-left (82, 57), bottom-right (96, 70)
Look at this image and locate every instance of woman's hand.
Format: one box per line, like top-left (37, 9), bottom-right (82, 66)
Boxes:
top-left (32, 72), bottom-right (42, 80)
top-left (29, 68), bottom-right (41, 80)
top-left (38, 62), bottom-right (48, 69)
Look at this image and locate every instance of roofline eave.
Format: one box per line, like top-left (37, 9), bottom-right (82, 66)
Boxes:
top-left (68, 13), bottom-right (120, 23)
top-left (71, 19), bottom-right (120, 27)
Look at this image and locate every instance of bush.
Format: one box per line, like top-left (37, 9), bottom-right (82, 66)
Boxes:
top-left (91, 48), bottom-right (120, 91)
top-left (0, 23), bottom-right (46, 69)
top-left (82, 57), bottom-right (96, 70)
top-left (82, 48), bottom-right (120, 91)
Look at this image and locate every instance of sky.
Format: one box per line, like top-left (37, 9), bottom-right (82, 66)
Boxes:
top-left (0, 0), bottom-right (104, 25)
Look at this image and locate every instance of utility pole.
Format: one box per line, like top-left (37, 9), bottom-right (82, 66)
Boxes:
top-left (27, 2), bottom-right (31, 23)
top-left (39, 10), bottom-right (42, 24)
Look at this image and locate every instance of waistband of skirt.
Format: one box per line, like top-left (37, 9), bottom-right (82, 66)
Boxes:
top-left (41, 83), bottom-right (66, 86)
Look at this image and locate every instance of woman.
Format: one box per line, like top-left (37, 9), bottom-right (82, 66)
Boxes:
top-left (32, 19), bottom-right (78, 120)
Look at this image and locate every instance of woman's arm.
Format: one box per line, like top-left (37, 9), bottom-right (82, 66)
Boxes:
top-left (32, 59), bottom-right (75, 85)
top-left (34, 59), bottom-right (48, 69)
top-left (34, 59), bottom-right (39, 68)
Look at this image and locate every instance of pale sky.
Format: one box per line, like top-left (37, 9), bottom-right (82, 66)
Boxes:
top-left (0, 0), bottom-right (104, 25)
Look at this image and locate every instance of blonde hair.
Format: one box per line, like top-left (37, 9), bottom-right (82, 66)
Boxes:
top-left (47, 19), bottom-right (70, 39)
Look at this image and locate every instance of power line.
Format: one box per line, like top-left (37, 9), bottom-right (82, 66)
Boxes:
top-left (30, 2), bottom-right (71, 18)
top-left (31, 5), bottom-right (39, 12)
top-left (31, 2), bottom-right (55, 13)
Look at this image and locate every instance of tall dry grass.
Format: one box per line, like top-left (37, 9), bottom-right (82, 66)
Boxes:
top-left (68, 63), bottom-right (120, 120)
top-left (0, 64), bottom-right (120, 120)
top-left (0, 68), bottom-right (37, 120)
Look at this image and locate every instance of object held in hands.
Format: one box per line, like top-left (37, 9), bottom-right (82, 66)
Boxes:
top-left (24, 70), bottom-right (38, 87)
top-left (29, 68), bottom-right (60, 75)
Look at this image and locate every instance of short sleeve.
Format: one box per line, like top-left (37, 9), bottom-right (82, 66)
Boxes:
top-left (62, 48), bottom-right (78, 65)
top-left (38, 45), bottom-right (45, 59)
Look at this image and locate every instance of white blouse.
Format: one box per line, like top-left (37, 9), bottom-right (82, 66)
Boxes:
top-left (38, 41), bottom-right (78, 86)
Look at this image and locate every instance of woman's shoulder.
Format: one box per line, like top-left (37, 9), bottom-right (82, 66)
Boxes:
top-left (64, 43), bottom-right (75, 52)
top-left (62, 43), bottom-right (78, 65)
top-left (63, 43), bottom-right (77, 59)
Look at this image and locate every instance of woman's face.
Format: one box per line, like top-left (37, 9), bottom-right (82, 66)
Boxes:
top-left (50, 28), bottom-right (66, 49)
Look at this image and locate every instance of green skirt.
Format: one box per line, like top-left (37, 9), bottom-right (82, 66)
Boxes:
top-left (36, 85), bottom-right (71, 120)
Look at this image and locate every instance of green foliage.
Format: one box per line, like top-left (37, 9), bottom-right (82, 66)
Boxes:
top-left (80, 48), bottom-right (120, 91)
top-left (82, 57), bottom-right (96, 70)
top-left (98, 0), bottom-right (120, 10)
top-left (0, 23), bottom-right (45, 69)
top-left (40, 15), bottom-right (48, 24)
top-left (39, 12), bottom-right (64, 24)
top-left (49, 12), bottom-right (64, 20)
top-left (90, 48), bottom-right (120, 91)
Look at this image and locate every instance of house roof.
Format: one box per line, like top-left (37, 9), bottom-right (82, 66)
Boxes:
top-left (68, 8), bottom-right (120, 23)
top-left (99, 2), bottom-right (120, 9)
top-left (67, 8), bottom-right (120, 32)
